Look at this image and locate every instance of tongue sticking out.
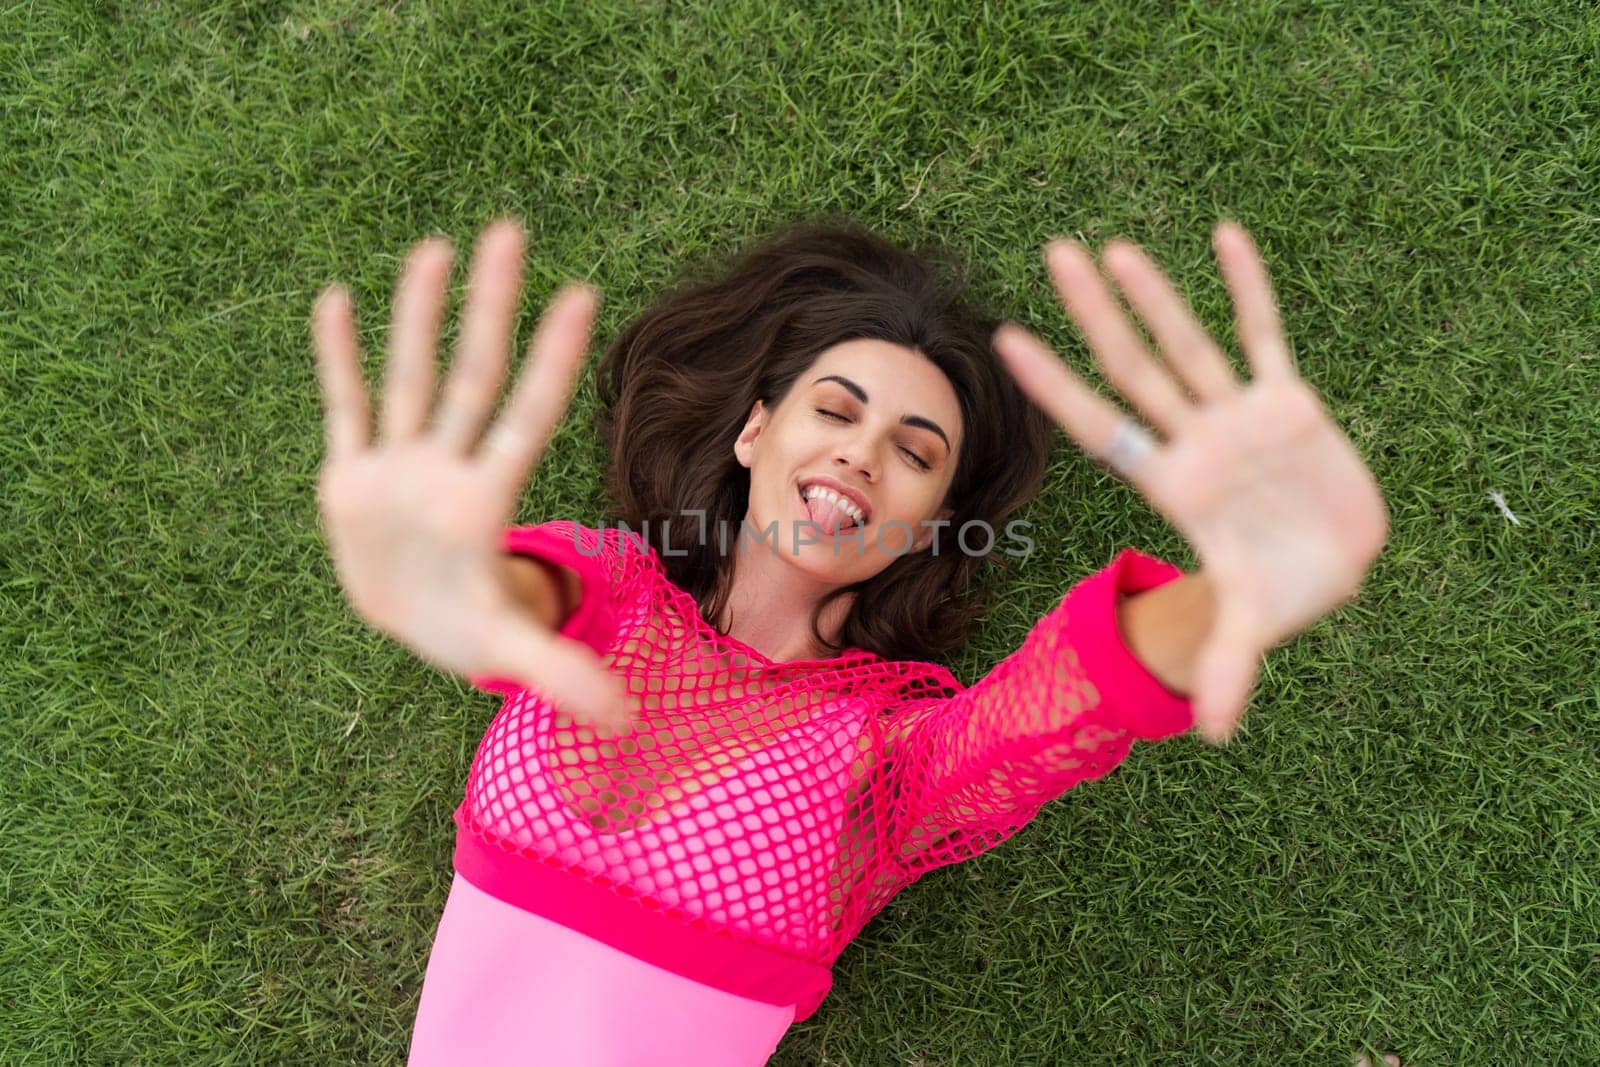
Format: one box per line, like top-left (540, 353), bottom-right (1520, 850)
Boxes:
top-left (804, 492), bottom-right (859, 534)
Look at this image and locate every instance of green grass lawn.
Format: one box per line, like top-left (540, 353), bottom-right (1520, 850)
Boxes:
top-left (4, 1), bottom-right (1598, 1062)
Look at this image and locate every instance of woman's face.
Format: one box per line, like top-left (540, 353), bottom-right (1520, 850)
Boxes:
top-left (733, 339), bottom-right (963, 585)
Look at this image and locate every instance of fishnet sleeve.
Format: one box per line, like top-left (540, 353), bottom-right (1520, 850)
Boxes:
top-left (887, 548), bottom-right (1196, 877)
top-left (467, 521), bottom-right (640, 695)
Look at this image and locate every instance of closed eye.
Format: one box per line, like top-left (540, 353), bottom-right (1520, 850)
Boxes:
top-left (814, 408), bottom-right (932, 471)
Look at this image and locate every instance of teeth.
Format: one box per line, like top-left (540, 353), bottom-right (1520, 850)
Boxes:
top-left (802, 485), bottom-right (866, 525)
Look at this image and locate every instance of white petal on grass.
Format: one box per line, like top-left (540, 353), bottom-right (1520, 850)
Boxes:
top-left (1487, 490), bottom-right (1521, 526)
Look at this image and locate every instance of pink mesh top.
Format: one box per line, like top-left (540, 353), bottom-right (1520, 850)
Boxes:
top-left (456, 520), bottom-right (1194, 1023)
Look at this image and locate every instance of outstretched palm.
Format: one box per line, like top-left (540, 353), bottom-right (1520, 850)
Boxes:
top-left (993, 223), bottom-right (1389, 744)
top-left (311, 219), bottom-right (627, 730)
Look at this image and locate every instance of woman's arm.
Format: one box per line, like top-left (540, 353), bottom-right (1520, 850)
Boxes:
top-left (885, 548), bottom-right (1199, 877)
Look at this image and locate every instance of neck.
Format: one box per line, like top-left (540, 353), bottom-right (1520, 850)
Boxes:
top-left (713, 526), bottom-right (855, 663)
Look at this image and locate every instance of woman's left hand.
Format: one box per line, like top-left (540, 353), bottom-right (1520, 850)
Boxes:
top-left (992, 222), bottom-right (1389, 745)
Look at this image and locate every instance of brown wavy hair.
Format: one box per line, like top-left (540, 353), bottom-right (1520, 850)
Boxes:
top-left (593, 214), bottom-right (1055, 664)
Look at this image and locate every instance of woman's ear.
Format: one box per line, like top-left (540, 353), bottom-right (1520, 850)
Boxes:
top-left (733, 400), bottom-right (767, 469)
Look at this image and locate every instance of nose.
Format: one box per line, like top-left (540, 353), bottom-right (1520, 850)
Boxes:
top-left (832, 442), bottom-right (876, 482)
top-left (826, 413), bottom-right (885, 481)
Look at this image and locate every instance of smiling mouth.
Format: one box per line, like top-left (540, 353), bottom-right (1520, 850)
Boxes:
top-left (797, 484), bottom-right (864, 532)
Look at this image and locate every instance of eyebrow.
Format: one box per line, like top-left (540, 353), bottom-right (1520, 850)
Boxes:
top-left (812, 374), bottom-right (952, 453)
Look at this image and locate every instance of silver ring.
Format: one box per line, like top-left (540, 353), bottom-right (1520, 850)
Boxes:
top-left (1101, 417), bottom-right (1157, 478)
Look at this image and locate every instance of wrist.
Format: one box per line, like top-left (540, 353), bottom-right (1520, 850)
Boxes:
top-left (500, 553), bottom-right (574, 629)
top-left (1114, 571), bottom-right (1215, 697)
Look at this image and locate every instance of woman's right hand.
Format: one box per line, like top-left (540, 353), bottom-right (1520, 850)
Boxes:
top-left (310, 219), bottom-right (630, 733)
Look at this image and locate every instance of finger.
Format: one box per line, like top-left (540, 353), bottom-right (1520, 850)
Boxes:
top-left (311, 286), bottom-right (370, 460)
top-left (435, 219), bottom-right (527, 454)
top-left (991, 321), bottom-right (1161, 493)
top-left (1101, 240), bottom-right (1242, 404)
top-left (1212, 222), bottom-right (1297, 381)
top-left (1043, 239), bottom-right (1194, 438)
top-left (480, 284), bottom-right (601, 498)
top-left (379, 236), bottom-right (455, 443)
top-left (1191, 606), bottom-right (1262, 747)
top-left (483, 617), bottom-right (632, 733)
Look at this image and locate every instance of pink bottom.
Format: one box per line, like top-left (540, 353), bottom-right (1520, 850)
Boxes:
top-left (408, 872), bottom-right (797, 1066)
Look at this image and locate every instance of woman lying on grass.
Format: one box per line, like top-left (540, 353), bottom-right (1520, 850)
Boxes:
top-left (311, 214), bottom-right (1389, 1065)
